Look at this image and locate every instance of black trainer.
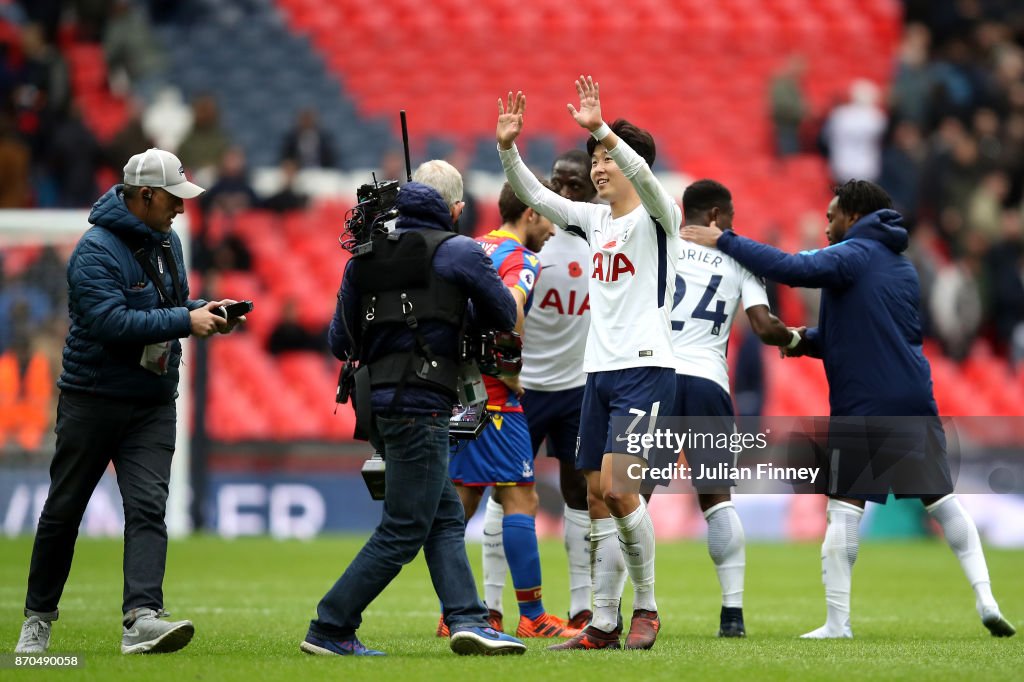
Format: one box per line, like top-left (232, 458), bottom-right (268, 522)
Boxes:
top-left (718, 606), bottom-right (746, 638)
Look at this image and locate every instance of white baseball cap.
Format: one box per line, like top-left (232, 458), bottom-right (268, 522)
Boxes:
top-left (123, 148), bottom-right (205, 199)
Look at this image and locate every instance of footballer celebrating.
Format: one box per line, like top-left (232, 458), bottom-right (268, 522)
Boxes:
top-left (497, 76), bottom-right (680, 650)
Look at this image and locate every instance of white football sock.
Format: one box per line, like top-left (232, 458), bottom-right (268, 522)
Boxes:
top-left (563, 505), bottom-right (592, 618)
top-left (819, 499), bottom-right (863, 635)
top-left (614, 499), bottom-right (657, 612)
top-left (590, 517), bottom-right (626, 632)
top-left (704, 501), bottom-right (746, 609)
top-left (482, 495), bottom-right (506, 614)
top-left (925, 495), bottom-right (998, 614)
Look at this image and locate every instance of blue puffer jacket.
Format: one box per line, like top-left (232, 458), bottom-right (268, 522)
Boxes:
top-left (58, 185), bottom-right (205, 403)
top-left (718, 209), bottom-right (938, 417)
top-left (329, 182), bottom-right (517, 414)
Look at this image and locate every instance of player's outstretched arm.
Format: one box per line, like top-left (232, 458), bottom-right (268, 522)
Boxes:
top-left (570, 75), bottom-right (680, 233)
top-left (746, 305), bottom-right (797, 347)
top-left (496, 90), bottom-right (582, 229)
top-left (681, 223), bottom-right (870, 290)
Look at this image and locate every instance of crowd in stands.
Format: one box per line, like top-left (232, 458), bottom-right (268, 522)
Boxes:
top-left (2, 0), bottom-right (1024, 450)
top-left (770, 0), bottom-right (1024, 361)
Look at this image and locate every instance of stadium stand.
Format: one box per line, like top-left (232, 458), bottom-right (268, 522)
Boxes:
top-left (3, 0), bottom-right (1024, 444)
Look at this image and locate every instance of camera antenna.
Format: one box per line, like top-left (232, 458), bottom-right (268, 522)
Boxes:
top-left (400, 110), bottom-right (412, 182)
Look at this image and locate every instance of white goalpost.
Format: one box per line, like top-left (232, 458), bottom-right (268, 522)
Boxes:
top-left (0, 209), bottom-right (192, 537)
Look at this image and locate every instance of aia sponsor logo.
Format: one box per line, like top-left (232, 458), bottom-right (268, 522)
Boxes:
top-left (539, 288), bottom-right (589, 316)
top-left (592, 252), bottom-right (634, 282)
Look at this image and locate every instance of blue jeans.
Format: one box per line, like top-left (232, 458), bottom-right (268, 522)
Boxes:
top-left (310, 414), bottom-right (490, 638)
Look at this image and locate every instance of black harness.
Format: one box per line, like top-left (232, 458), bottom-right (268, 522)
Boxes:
top-left (352, 229), bottom-right (467, 406)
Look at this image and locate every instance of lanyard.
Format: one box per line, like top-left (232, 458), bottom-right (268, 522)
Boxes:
top-left (132, 240), bottom-right (184, 307)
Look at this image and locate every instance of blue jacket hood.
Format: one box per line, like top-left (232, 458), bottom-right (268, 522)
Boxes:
top-left (88, 185), bottom-right (158, 243)
top-left (843, 209), bottom-right (908, 254)
top-left (395, 182), bottom-right (454, 232)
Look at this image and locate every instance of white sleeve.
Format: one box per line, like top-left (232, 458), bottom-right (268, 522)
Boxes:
top-left (740, 266), bottom-right (770, 310)
top-left (605, 140), bottom-right (681, 234)
top-left (498, 143), bottom-right (588, 230)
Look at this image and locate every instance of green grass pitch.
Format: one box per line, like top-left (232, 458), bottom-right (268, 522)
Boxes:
top-left (1, 536), bottom-right (1020, 680)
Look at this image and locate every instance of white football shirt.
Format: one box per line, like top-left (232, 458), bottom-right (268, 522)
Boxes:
top-left (499, 141), bottom-right (681, 373)
top-left (521, 226), bottom-right (591, 391)
top-left (671, 240), bottom-right (770, 394)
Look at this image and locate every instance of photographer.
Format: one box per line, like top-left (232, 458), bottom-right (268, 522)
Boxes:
top-left (301, 160), bottom-right (527, 657)
top-left (15, 149), bottom-right (241, 657)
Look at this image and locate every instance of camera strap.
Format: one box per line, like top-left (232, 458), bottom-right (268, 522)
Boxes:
top-left (116, 231), bottom-right (184, 307)
top-left (160, 241), bottom-right (184, 307)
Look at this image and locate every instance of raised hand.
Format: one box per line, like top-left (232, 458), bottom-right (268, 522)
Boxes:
top-left (567, 75), bottom-right (603, 132)
top-left (496, 91), bottom-right (526, 150)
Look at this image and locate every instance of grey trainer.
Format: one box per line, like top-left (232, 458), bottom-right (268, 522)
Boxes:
top-left (121, 608), bottom-right (194, 655)
top-left (15, 616), bottom-right (52, 654)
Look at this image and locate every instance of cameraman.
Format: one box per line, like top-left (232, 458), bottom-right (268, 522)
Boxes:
top-left (301, 160), bottom-right (527, 657)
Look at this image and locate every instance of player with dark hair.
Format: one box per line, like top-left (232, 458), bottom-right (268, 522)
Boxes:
top-left (497, 76), bottom-right (680, 650)
top-left (480, 149), bottom-right (598, 630)
top-left (673, 179), bottom-right (795, 638)
top-left (446, 181), bottom-right (578, 640)
top-left (681, 179), bottom-right (1016, 640)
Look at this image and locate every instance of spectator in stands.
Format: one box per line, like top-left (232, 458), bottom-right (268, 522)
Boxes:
top-left (966, 170), bottom-right (1010, 241)
top-left (280, 108), bottom-right (336, 169)
top-left (890, 23), bottom-right (935, 128)
top-left (0, 274), bottom-right (51, 354)
top-left (973, 108), bottom-right (1003, 169)
top-left (103, 0), bottom-right (167, 103)
top-left (936, 133), bottom-right (984, 251)
top-left (1002, 112), bottom-right (1024, 207)
top-left (105, 99), bottom-right (156, 174)
top-left (262, 159), bottom-right (308, 213)
top-left (821, 79), bottom-right (888, 184)
top-left (0, 111), bottom-right (31, 207)
top-left (879, 120), bottom-right (927, 226)
top-left (195, 227), bottom-right (252, 274)
top-left (769, 55), bottom-right (808, 157)
top-left (69, 0), bottom-right (111, 42)
top-left (14, 0), bottom-right (60, 43)
top-left (176, 93), bottom-right (231, 183)
top-left (20, 23), bottom-right (69, 117)
top-left (905, 219), bottom-right (942, 337)
top-left (985, 210), bottom-right (1024, 357)
top-left (266, 297), bottom-right (325, 355)
top-left (14, 147), bottom-right (240, 657)
top-left (22, 244), bottom-right (67, 315)
top-left (200, 146), bottom-right (258, 216)
top-left (929, 236), bottom-right (984, 360)
top-left (44, 105), bottom-right (101, 207)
